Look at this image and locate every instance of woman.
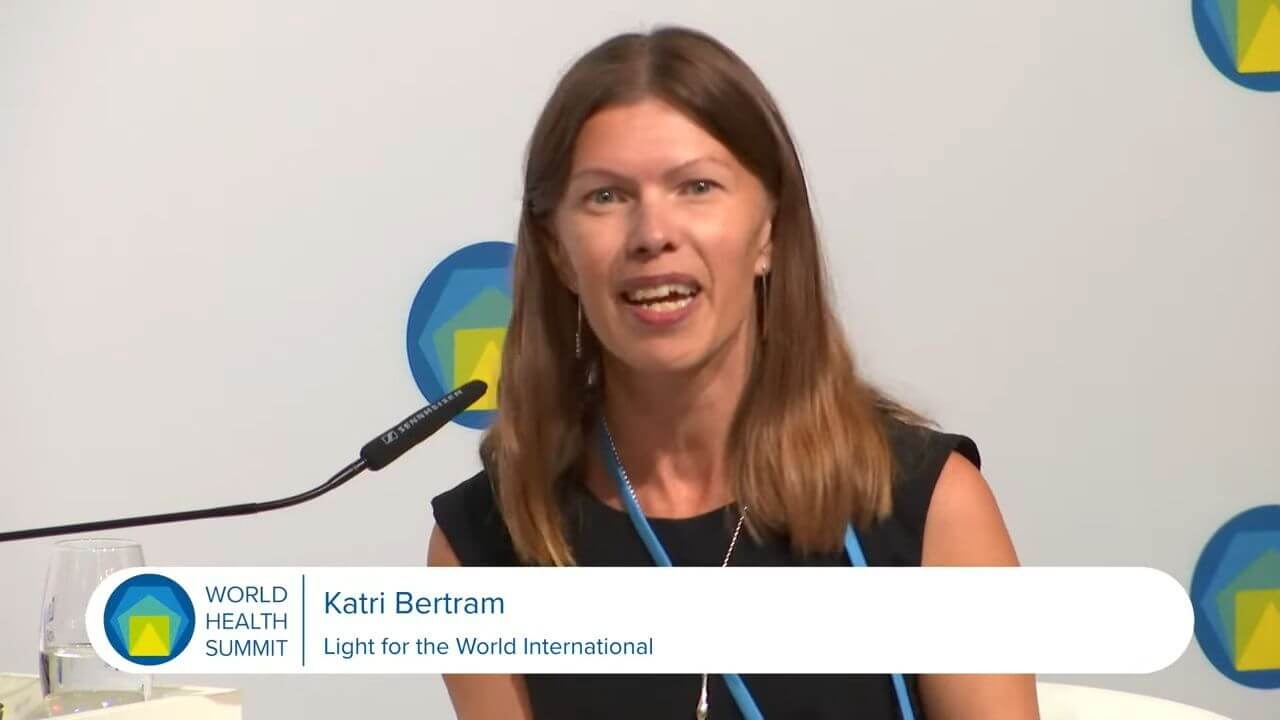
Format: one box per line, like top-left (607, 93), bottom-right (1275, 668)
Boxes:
top-left (429, 26), bottom-right (1039, 719)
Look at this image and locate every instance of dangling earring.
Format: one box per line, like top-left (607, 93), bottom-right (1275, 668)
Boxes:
top-left (577, 298), bottom-right (600, 388)
top-left (757, 267), bottom-right (770, 341)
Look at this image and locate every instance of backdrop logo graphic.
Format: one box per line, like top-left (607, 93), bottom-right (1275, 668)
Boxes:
top-left (1191, 505), bottom-right (1280, 687)
top-left (103, 573), bottom-right (195, 665)
top-left (407, 242), bottom-right (514, 429)
top-left (1193, 0), bottom-right (1280, 90)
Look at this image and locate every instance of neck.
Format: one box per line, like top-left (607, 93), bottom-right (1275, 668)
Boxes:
top-left (592, 327), bottom-right (755, 518)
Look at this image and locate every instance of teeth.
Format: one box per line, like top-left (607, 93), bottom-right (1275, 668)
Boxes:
top-left (644, 296), bottom-right (694, 312)
top-left (625, 283), bottom-right (697, 302)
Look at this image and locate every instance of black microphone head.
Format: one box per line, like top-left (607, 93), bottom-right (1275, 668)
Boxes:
top-left (359, 380), bottom-right (488, 471)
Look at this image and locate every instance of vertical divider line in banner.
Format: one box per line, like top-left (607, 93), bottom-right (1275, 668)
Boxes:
top-left (301, 573), bottom-right (307, 668)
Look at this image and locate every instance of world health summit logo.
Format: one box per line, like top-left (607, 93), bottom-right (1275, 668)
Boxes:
top-left (1193, 0), bottom-right (1280, 91)
top-left (103, 573), bottom-right (195, 665)
top-left (1191, 505), bottom-right (1280, 688)
top-left (406, 242), bottom-right (514, 429)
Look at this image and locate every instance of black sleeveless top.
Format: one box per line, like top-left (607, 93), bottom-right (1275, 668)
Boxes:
top-left (431, 415), bottom-right (979, 719)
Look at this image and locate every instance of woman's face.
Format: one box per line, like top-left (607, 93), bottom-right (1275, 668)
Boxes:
top-left (551, 97), bottom-right (773, 377)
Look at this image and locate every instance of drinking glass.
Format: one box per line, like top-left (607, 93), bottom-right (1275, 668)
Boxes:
top-left (38, 538), bottom-right (151, 715)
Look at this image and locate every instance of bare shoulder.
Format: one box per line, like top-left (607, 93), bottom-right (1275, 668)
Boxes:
top-left (918, 453), bottom-right (1040, 718)
top-left (922, 451), bottom-right (1019, 567)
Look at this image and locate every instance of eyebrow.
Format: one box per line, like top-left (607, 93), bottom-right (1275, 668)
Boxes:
top-left (568, 155), bottom-right (733, 184)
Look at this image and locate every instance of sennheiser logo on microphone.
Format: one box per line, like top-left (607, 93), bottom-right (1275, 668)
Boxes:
top-left (381, 388), bottom-right (463, 445)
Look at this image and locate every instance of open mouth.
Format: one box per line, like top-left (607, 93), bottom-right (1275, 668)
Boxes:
top-left (620, 282), bottom-right (701, 312)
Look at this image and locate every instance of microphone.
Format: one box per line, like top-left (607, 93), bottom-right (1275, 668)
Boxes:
top-left (0, 380), bottom-right (488, 543)
top-left (359, 381), bottom-right (486, 470)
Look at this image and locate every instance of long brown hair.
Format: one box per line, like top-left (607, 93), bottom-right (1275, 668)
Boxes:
top-left (482, 26), bottom-right (917, 566)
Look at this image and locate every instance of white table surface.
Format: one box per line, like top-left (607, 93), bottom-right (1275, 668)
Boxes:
top-left (0, 673), bottom-right (240, 720)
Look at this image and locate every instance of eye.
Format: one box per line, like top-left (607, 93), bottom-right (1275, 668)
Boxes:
top-left (681, 179), bottom-right (721, 196)
top-left (584, 187), bottom-right (623, 206)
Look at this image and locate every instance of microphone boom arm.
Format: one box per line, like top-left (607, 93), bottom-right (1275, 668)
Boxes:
top-left (0, 379), bottom-right (487, 543)
top-left (0, 459), bottom-right (367, 543)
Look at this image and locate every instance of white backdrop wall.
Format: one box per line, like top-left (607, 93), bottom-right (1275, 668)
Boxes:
top-left (2, 2), bottom-right (1277, 718)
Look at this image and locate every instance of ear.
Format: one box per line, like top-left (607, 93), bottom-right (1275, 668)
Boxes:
top-left (754, 214), bottom-right (773, 276)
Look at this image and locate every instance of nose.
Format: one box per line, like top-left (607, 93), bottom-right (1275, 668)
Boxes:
top-left (626, 194), bottom-right (677, 259)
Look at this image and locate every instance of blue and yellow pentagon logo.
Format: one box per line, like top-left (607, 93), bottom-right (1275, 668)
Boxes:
top-left (103, 573), bottom-right (195, 665)
top-left (1193, 0), bottom-right (1280, 91)
top-left (406, 242), bottom-right (514, 429)
top-left (1191, 505), bottom-right (1280, 687)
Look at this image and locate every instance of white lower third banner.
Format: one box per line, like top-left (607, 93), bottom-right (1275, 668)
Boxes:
top-left (85, 567), bottom-right (1192, 675)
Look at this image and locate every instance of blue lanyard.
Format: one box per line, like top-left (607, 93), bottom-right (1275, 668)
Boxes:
top-left (597, 418), bottom-right (916, 720)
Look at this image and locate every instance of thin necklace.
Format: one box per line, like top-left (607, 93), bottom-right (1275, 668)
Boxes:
top-left (601, 419), bottom-right (747, 720)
